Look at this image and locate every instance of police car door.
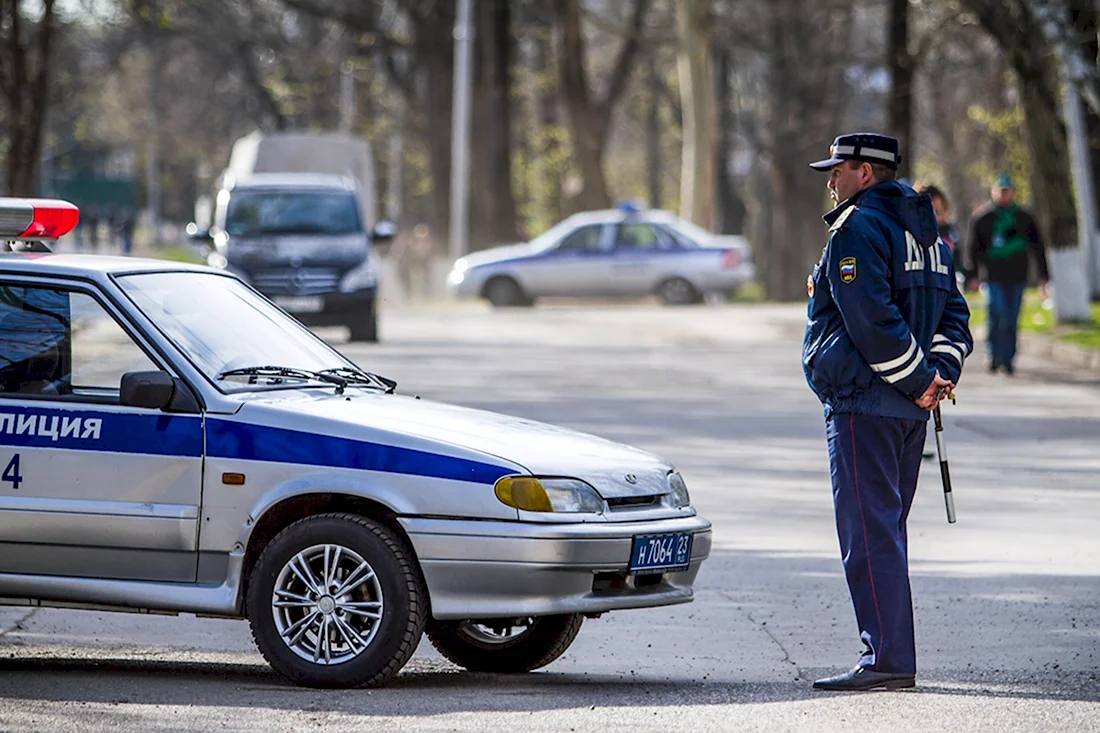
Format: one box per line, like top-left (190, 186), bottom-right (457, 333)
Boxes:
top-left (606, 222), bottom-right (670, 295)
top-left (522, 224), bottom-right (609, 297)
top-left (0, 279), bottom-right (203, 583)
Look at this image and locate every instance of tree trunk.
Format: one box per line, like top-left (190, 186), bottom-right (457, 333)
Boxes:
top-left (646, 52), bottom-right (662, 210)
top-left (762, 0), bottom-right (850, 302)
top-left (0, 0), bottom-right (57, 196)
top-left (714, 41), bottom-right (746, 235)
top-left (414, 5), bottom-right (455, 243)
top-left (676, 0), bottom-right (717, 229)
top-left (887, 0), bottom-right (913, 177)
top-left (469, 0), bottom-right (519, 250)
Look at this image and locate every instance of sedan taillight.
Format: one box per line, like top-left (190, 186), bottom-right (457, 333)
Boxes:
top-left (722, 249), bottom-right (741, 269)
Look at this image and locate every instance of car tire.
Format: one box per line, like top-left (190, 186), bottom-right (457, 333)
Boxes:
top-left (483, 277), bottom-right (531, 308)
top-left (347, 302), bottom-right (378, 343)
top-left (246, 513), bottom-right (426, 688)
top-left (656, 277), bottom-right (701, 305)
top-left (426, 614), bottom-right (583, 673)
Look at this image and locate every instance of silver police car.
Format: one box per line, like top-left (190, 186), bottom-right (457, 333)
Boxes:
top-left (447, 204), bottom-right (755, 306)
top-left (0, 199), bottom-right (711, 688)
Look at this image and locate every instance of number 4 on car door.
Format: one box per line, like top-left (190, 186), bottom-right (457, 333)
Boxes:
top-left (3, 454), bottom-right (22, 490)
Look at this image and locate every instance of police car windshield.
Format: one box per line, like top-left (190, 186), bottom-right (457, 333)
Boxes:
top-left (116, 272), bottom-right (357, 393)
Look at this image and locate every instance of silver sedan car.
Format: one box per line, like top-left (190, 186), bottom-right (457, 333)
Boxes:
top-left (447, 207), bottom-right (755, 306)
top-left (0, 198), bottom-right (712, 689)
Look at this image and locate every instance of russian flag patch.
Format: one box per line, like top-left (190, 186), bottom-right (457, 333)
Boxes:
top-left (839, 257), bottom-right (857, 283)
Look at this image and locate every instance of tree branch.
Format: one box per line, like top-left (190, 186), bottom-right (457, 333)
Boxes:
top-left (597, 0), bottom-right (650, 121)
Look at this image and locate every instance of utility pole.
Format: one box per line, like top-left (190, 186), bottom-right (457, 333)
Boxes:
top-left (339, 35), bottom-right (355, 134)
top-left (449, 0), bottom-right (474, 263)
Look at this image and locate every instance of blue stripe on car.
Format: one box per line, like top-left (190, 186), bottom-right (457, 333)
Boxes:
top-left (206, 420), bottom-right (514, 484)
top-left (0, 406), bottom-right (202, 456)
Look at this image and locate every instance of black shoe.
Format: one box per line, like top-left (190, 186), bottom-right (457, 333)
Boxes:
top-left (987, 360), bottom-right (1000, 374)
top-left (813, 666), bottom-right (915, 691)
top-left (922, 448), bottom-right (935, 459)
top-left (1003, 363), bottom-right (1015, 376)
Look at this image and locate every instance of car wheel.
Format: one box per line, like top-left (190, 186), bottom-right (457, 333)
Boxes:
top-left (483, 277), bottom-right (531, 308)
top-left (347, 303), bottom-right (378, 343)
top-left (656, 277), bottom-right (701, 305)
top-left (426, 614), bottom-right (583, 673)
top-left (246, 513), bottom-right (426, 688)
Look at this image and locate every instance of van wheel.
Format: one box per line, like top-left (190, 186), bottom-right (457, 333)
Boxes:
top-left (246, 513), bottom-right (425, 688)
top-left (348, 304), bottom-right (378, 342)
top-left (483, 277), bottom-right (531, 308)
top-left (426, 615), bottom-right (583, 673)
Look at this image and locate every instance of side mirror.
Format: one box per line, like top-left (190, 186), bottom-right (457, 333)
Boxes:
top-left (120, 370), bottom-right (175, 409)
top-left (371, 221), bottom-right (397, 242)
top-left (186, 222), bottom-right (213, 242)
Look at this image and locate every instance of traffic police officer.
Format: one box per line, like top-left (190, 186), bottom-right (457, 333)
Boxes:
top-left (803, 133), bottom-right (973, 691)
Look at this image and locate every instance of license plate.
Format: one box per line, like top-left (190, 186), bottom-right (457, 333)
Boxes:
top-left (273, 296), bottom-right (324, 313)
top-left (629, 532), bottom-right (693, 574)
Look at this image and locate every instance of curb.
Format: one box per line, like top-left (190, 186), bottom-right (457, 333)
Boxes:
top-left (1020, 333), bottom-right (1100, 373)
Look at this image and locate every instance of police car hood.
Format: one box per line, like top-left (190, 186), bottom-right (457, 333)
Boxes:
top-left (461, 242), bottom-right (543, 268)
top-left (857, 181), bottom-right (939, 247)
top-left (236, 390), bottom-right (673, 498)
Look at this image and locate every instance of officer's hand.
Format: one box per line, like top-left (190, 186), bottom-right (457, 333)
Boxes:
top-left (965, 278), bottom-right (980, 292)
top-left (915, 372), bottom-right (954, 410)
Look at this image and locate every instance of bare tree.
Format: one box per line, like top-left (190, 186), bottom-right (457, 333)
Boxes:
top-left (554, 0), bottom-right (649, 212)
top-left (0, 0), bottom-right (59, 195)
top-left (960, 0), bottom-right (1092, 322)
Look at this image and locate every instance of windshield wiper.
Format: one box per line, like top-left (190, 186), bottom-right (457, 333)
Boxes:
top-left (318, 367), bottom-right (397, 394)
top-left (217, 365), bottom-right (349, 393)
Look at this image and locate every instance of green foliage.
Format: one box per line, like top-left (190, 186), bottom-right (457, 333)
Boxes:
top-left (966, 104), bottom-right (1032, 205)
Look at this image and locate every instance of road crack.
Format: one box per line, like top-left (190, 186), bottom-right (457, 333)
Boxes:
top-left (0, 608), bottom-right (39, 639)
top-left (721, 591), bottom-right (804, 681)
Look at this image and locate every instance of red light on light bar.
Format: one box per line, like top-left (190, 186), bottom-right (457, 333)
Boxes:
top-left (19, 199), bottom-right (80, 238)
top-left (0, 198), bottom-right (80, 240)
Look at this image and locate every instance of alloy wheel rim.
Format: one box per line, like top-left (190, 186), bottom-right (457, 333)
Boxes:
top-left (271, 543), bottom-right (384, 665)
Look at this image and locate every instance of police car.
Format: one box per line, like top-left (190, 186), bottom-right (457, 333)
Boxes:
top-left (447, 203), bottom-right (755, 306)
top-left (0, 199), bottom-right (712, 688)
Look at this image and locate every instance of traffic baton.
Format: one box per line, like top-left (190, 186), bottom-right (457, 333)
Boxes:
top-left (932, 392), bottom-right (956, 524)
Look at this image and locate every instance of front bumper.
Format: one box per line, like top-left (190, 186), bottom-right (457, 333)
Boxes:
top-left (399, 514), bottom-right (712, 620)
top-left (273, 287), bottom-right (376, 327)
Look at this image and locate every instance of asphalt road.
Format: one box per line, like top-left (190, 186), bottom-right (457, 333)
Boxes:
top-left (1, 301), bottom-right (1098, 732)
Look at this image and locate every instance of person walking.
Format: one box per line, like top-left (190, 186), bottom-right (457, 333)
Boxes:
top-left (803, 133), bottom-right (973, 691)
top-left (965, 174), bottom-right (1050, 375)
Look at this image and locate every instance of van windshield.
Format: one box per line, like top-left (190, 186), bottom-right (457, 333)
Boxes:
top-left (224, 190), bottom-right (362, 237)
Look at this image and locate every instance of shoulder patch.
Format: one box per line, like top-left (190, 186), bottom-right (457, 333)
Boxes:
top-left (830, 206), bottom-right (857, 232)
top-left (839, 257), bottom-right (857, 283)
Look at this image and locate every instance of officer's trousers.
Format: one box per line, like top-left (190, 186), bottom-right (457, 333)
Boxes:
top-left (826, 413), bottom-right (925, 675)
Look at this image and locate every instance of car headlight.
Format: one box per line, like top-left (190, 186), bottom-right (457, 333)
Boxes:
top-left (453, 258), bottom-right (469, 273)
top-left (667, 471), bottom-right (691, 508)
top-left (340, 262), bottom-right (377, 292)
top-left (495, 476), bottom-right (604, 513)
top-left (447, 269), bottom-right (466, 286)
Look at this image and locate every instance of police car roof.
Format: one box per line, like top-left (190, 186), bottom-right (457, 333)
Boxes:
top-left (0, 253), bottom-right (219, 280)
top-left (565, 208), bottom-right (692, 225)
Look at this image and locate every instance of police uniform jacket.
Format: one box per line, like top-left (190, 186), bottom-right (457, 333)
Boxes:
top-left (803, 181), bottom-right (973, 421)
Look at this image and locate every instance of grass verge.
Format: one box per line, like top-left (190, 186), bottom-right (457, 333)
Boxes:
top-left (965, 288), bottom-right (1100, 350)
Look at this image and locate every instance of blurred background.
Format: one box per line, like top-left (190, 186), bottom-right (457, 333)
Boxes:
top-left (3, 0), bottom-right (1100, 313)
